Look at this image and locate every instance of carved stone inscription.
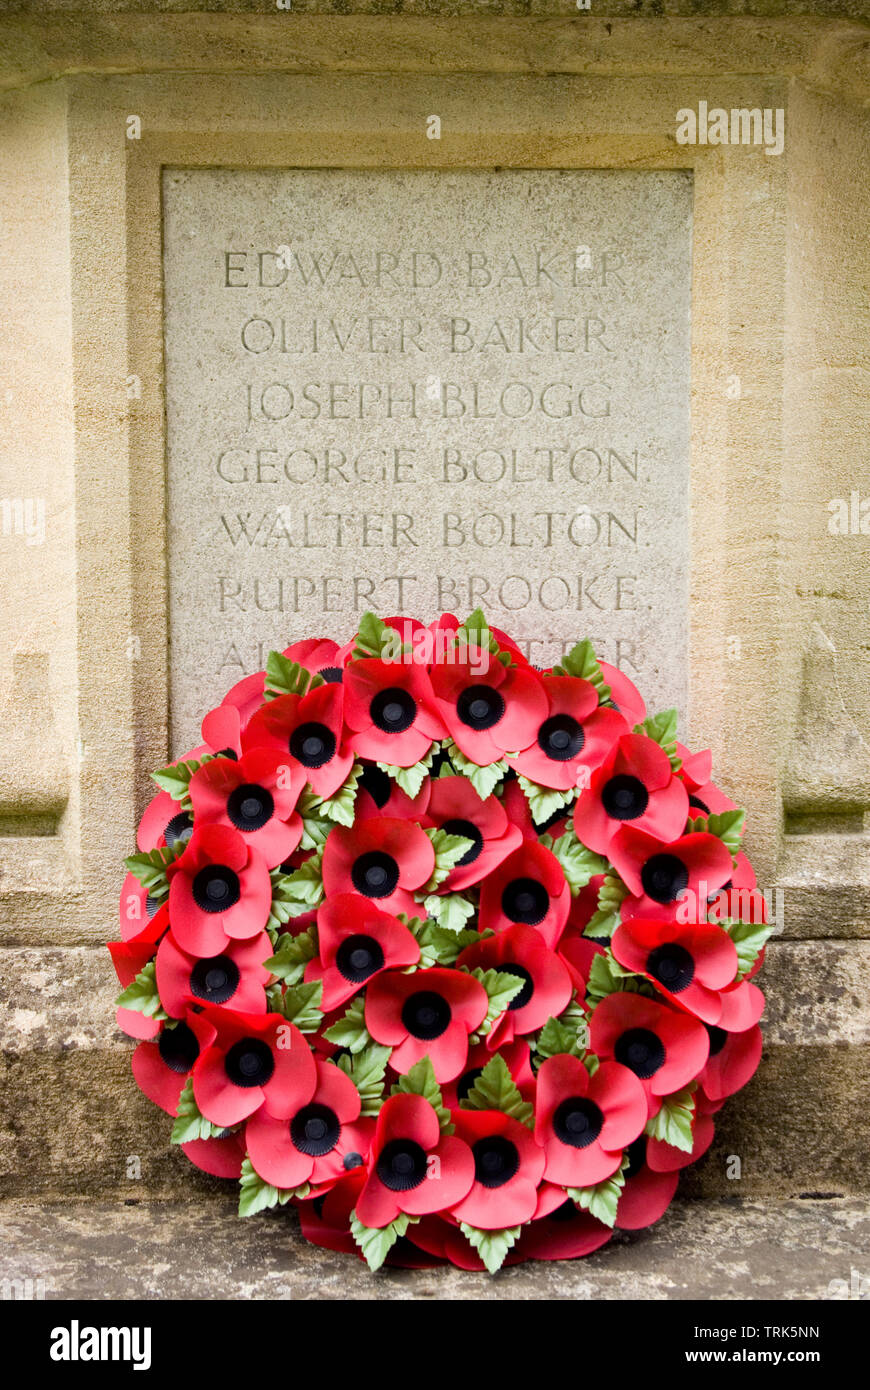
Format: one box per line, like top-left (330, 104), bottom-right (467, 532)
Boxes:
top-left (163, 169), bottom-right (692, 748)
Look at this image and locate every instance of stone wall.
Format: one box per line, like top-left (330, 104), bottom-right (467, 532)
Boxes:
top-left (0, 1), bottom-right (868, 1202)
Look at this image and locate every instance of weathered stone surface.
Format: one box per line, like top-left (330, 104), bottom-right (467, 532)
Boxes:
top-left (162, 166), bottom-right (691, 748)
top-left (0, 1196), bottom-right (866, 1301)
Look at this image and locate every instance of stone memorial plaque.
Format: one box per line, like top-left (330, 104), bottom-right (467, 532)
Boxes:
top-left (163, 168), bottom-right (692, 749)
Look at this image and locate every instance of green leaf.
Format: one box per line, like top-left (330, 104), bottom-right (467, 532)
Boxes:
top-left (634, 709), bottom-right (681, 771)
top-left (645, 1085), bottom-right (696, 1153)
top-left (722, 918), bottom-right (774, 981)
top-left (278, 980), bottom-right (323, 1033)
top-left (551, 639), bottom-right (611, 701)
top-left (323, 995), bottom-right (371, 1053)
top-left (123, 844), bottom-right (183, 900)
top-left (408, 917), bottom-right (485, 968)
top-left (300, 763), bottom-right (360, 828)
top-left (422, 825), bottom-right (475, 892)
top-left (351, 611), bottom-right (406, 662)
top-left (390, 1056), bottom-right (452, 1132)
top-left (350, 1209), bottom-right (416, 1272)
top-left (443, 740), bottom-right (507, 800)
top-left (336, 1045), bottom-right (392, 1116)
top-left (150, 755), bottom-right (214, 803)
top-left (583, 874), bottom-right (630, 940)
top-left (541, 824), bottom-right (607, 895)
top-left (269, 849), bottom-right (324, 926)
top-left (458, 1222), bottom-right (521, 1274)
top-left (264, 926), bottom-right (318, 985)
top-left (534, 1011), bottom-right (588, 1062)
top-left (461, 1052), bottom-right (534, 1128)
top-left (516, 774), bottom-right (574, 828)
top-left (170, 1076), bottom-right (226, 1144)
top-left (466, 966), bottom-right (525, 1042)
top-left (454, 608), bottom-right (512, 668)
top-left (114, 960), bottom-right (167, 1020)
top-left (377, 747), bottom-right (434, 801)
top-left (264, 651), bottom-right (324, 701)
top-left (422, 891), bottom-right (476, 934)
top-left (298, 815), bottom-right (332, 852)
top-left (687, 808), bottom-right (747, 859)
top-left (238, 1157), bottom-right (308, 1217)
top-left (567, 1156), bottom-right (628, 1228)
top-left (585, 951), bottom-right (656, 1009)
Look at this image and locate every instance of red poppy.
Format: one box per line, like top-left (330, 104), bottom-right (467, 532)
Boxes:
top-left (242, 683), bottom-right (354, 801)
top-left (609, 827), bottom-right (733, 922)
top-left (448, 1108), bottom-right (545, 1229)
top-left (588, 992), bottom-right (709, 1108)
top-left (155, 928), bottom-right (273, 1018)
top-left (598, 661), bottom-right (646, 728)
top-left (517, 1183), bottom-right (613, 1261)
top-left (646, 1107), bottom-right (716, 1173)
top-left (430, 649), bottom-right (547, 766)
top-left (423, 775), bottom-right (522, 891)
top-left (245, 1057), bottom-right (370, 1191)
top-left (137, 788), bottom-right (195, 854)
top-left (706, 851), bottom-right (767, 927)
top-left (354, 763), bottom-right (431, 822)
top-left (507, 675), bottom-right (629, 792)
top-left (322, 816), bottom-right (435, 918)
top-left (355, 1092), bottom-right (475, 1228)
top-left (189, 748), bottom-right (304, 868)
top-left (535, 1053), bottom-right (647, 1188)
top-left (676, 742), bottom-right (737, 819)
top-left (166, 824), bottom-right (272, 956)
top-left (364, 966), bottom-right (488, 1082)
top-left (442, 1038), bottom-right (536, 1111)
top-left (478, 840), bottom-right (571, 949)
top-left (573, 733), bottom-right (690, 855)
top-left (614, 1136), bottom-right (680, 1230)
top-left (699, 1022), bottom-right (763, 1101)
top-left (192, 1008), bottom-right (317, 1128)
top-left (284, 638), bottom-right (346, 684)
top-left (611, 918), bottom-right (739, 1024)
top-left (306, 893), bottom-right (420, 1012)
top-left (181, 1128), bottom-right (247, 1179)
top-left (457, 924), bottom-right (574, 1049)
top-left (110, 909), bottom-right (168, 1038)
top-left (298, 1167), bottom-right (366, 1255)
top-left (130, 1011), bottom-right (217, 1114)
top-left (343, 658), bottom-right (445, 767)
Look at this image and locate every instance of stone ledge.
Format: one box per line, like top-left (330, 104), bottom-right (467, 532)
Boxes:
top-left (0, 1196), bottom-right (867, 1300)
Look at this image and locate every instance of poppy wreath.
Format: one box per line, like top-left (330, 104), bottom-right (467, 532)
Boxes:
top-left (110, 610), bottom-right (770, 1274)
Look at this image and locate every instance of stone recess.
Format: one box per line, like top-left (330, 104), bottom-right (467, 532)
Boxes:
top-left (0, 0), bottom-right (868, 1249)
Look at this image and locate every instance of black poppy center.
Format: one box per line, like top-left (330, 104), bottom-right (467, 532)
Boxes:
top-left (189, 954), bottom-right (240, 1005)
top-left (640, 853), bottom-right (690, 904)
top-left (164, 810), bottom-right (194, 849)
top-left (537, 714), bottom-right (585, 762)
top-left (145, 894), bottom-right (162, 920)
top-left (706, 1023), bottom-right (728, 1056)
top-left (401, 990), bottom-right (451, 1040)
top-left (192, 864), bottom-right (241, 914)
top-left (624, 1135), bottom-right (648, 1180)
top-left (647, 943), bottom-right (695, 993)
top-left (343, 1151), bottom-right (364, 1170)
top-left (549, 1199), bottom-right (580, 1224)
top-left (227, 782), bottom-right (274, 832)
top-left (377, 1139), bottom-right (428, 1192)
top-left (602, 774), bottom-right (650, 821)
top-left (473, 1135), bottom-right (520, 1189)
top-left (614, 1027), bottom-right (666, 1080)
top-left (289, 721), bottom-right (336, 769)
top-left (456, 684), bottom-right (505, 731)
top-left (456, 1067), bottom-right (483, 1103)
top-left (157, 1022), bottom-right (200, 1074)
top-left (370, 686), bottom-right (417, 734)
top-left (553, 1096), bottom-right (604, 1149)
top-left (358, 764), bottom-right (392, 808)
top-left (224, 1036), bottom-right (274, 1088)
top-left (320, 666), bottom-right (343, 684)
top-left (351, 850), bottom-right (400, 899)
top-left (440, 817), bottom-right (484, 866)
top-left (335, 934), bottom-right (385, 984)
top-left (501, 876), bottom-right (549, 926)
top-left (501, 963), bottom-right (535, 1011)
top-left (689, 794), bottom-right (710, 815)
top-left (290, 1102), bottom-right (340, 1157)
